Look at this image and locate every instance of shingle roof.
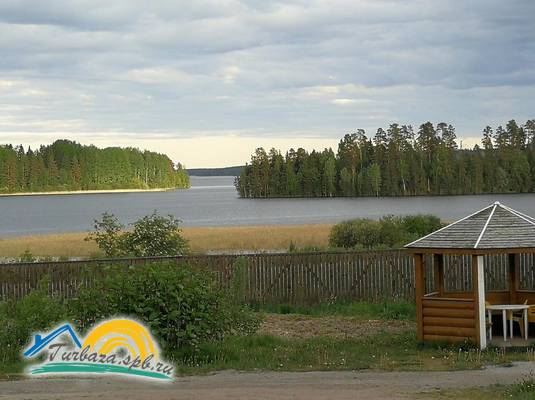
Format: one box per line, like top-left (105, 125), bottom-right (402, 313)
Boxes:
top-left (405, 202), bottom-right (535, 249)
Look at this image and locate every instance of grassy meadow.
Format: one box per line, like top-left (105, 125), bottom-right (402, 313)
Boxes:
top-left (0, 224), bottom-right (333, 258)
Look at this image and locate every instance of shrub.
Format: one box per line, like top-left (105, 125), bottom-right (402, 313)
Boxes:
top-left (401, 214), bottom-right (443, 240)
top-left (329, 219), bottom-right (382, 249)
top-left (125, 212), bottom-right (189, 257)
top-left (86, 212), bottom-right (125, 257)
top-left (378, 215), bottom-right (408, 247)
top-left (18, 250), bottom-right (37, 263)
top-left (0, 284), bottom-right (68, 365)
top-left (86, 211), bottom-right (189, 257)
top-left (70, 262), bottom-right (259, 352)
top-left (329, 214), bottom-right (443, 249)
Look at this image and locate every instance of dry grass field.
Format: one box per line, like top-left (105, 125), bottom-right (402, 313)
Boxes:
top-left (0, 224), bottom-right (333, 258)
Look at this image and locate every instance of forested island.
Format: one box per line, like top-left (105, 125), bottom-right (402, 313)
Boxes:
top-left (0, 140), bottom-right (189, 194)
top-left (236, 119), bottom-right (535, 198)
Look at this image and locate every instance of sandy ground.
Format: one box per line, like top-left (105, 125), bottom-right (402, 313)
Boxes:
top-left (0, 362), bottom-right (534, 400)
top-left (0, 188), bottom-right (176, 197)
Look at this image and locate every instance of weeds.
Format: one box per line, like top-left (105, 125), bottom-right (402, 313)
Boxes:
top-left (250, 300), bottom-right (415, 320)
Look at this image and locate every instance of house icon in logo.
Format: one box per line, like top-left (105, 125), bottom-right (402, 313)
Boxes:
top-left (24, 324), bottom-right (82, 358)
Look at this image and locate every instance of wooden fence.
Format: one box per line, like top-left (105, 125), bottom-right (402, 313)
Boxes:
top-left (1, 250), bottom-right (535, 304)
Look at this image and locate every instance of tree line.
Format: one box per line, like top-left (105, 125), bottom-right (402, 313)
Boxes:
top-left (235, 119), bottom-right (535, 198)
top-left (0, 139), bottom-right (189, 193)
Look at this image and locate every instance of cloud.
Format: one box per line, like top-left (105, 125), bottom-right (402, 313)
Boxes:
top-left (331, 98), bottom-right (356, 105)
top-left (124, 67), bottom-right (195, 84)
top-left (0, 0), bottom-right (533, 166)
top-left (222, 66), bottom-right (240, 84)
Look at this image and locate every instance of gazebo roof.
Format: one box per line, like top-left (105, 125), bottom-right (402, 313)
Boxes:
top-left (405, 201), bottom-right (535, 250)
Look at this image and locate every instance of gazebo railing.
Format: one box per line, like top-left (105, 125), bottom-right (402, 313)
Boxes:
top-left (422, 297), bottom-right (477, 343)
top-left (423, 253), bottom-right (535, 295)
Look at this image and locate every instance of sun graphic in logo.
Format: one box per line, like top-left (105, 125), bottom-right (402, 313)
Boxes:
top-left (82, 319), bottom-right (158, 360)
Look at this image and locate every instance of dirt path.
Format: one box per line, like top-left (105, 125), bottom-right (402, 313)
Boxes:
top-left (1, 362), bottom-right (534, 400)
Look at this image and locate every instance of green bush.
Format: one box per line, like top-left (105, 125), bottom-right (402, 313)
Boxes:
top-left (70, 262), bottom-right (259, 352)
top-left (402, 214), bottom-right (443, 240)
top-left (0, 285), bottom-right (68, 365)
top-left (329, 219), bottom-right (382, 249)
top-left (86, 211), bottom-right (189, 257)
top-left (329, 214), bottom-right (443, 249)
top-left (124, 212), bottom-right (190, 257)
top-left (378, 215), bottom-right (408, 247)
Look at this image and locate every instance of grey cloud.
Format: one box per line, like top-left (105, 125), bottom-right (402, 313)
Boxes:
top-left (0, 0), bottom-right (533, 147)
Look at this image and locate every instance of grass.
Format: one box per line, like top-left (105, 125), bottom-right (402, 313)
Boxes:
top-left (3, 303), bottom-right (535, 378)
top-left (251, 300), bottom-right (416, 320)
top-left (172, 331), bottom-right (535, 375)
top-left (421, 376), bottom-right (535, 399)
top-left (0, 224), bottom-right (333, 258)
top-left (168, 302), bottom-right (530, 374)
top-left (171, 301), bottom-right (533, 374)
top-left (5, 328), bottom-right (535, 378)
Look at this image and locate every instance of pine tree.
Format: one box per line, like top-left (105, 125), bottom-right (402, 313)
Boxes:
top-left (237, 119), bottom-right (535, 199)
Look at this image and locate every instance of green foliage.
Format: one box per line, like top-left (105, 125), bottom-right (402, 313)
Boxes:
top-left (402, 214), bottom-right (443, 239)
top-left (86, 211), bottom-right (190, 257)
top-left (0, 139), bottom-right (189, 194)
top-left (329, 219), bottom-right (382, 249)
top-left (250, 301), bottom-right (415, 320)
top-left (505, 375), bottom-right (535, 399)
top-left (174, 332), bottom-right (415, 373)
top-left (329, 214), bottom-right (443, 249)
top-left (173, 330), bottom-right (534, 374)
top-left (236, 119), bottom-right (535, 198)
top-left (86, 212), bottom-right (126, 258)
top-left (0, 283), bottom-right (68, 365)
top-left (70, 262), bottom-right (259, 352)
top-left (18, 249), bottom-right (37, 263)
top-left (125, 212), bottom-right (190, 257)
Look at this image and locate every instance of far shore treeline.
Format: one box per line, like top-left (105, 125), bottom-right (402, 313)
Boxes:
top-left (236, 119), bottom-right (535, 198)
top-left (0, 139), bottom-right (189, 193)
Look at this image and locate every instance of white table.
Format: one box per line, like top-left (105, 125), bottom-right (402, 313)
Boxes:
top-left (486, 304), bottom-right (529, 341)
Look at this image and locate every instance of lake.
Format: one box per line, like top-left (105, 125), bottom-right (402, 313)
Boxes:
top-left (1, 175), bottom-right (535, 237)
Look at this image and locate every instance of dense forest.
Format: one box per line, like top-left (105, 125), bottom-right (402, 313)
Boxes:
top-left (236, 119), bottom-right (535, 198)
top-left (0, 140), bottom-right (189, 193)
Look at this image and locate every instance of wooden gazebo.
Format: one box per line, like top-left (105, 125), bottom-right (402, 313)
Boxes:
top-left (405, 201), bottom-right (535, 350)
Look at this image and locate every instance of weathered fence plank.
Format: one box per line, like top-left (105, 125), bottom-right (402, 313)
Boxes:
top-left (1, 250), bottom-right (535, 304)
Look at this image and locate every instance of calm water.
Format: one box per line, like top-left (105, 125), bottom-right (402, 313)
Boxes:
top-left (1, 175), bottom-right (535, 237)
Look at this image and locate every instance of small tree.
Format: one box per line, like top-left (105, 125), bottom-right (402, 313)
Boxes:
top-left (86, 212), bottom-right (126, 257)
top-left (87, 211), bottom-right (189, 258)
top-left (124, 212), bottom-right (189, 257)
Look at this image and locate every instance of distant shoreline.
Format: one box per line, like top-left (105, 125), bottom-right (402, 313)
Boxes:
top-left (0, 188), bottom-right (180, 197)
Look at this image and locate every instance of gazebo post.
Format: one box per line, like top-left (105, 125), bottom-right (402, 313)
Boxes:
top-left (433, 253), bottom-right (444, 296)
top-left (508, 253), bottom-right (519, 303)
top-left (472, 254), bottom-right (487, 350)
top-left (414, 253), bottom-right (424, 341)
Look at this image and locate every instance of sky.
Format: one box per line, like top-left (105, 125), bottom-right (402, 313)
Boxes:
top-left (0, 1), bottom-right (534, 168)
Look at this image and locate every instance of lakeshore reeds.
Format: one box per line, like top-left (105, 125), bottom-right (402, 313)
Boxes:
top-left (0, 224), bottom-right (333, 258)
